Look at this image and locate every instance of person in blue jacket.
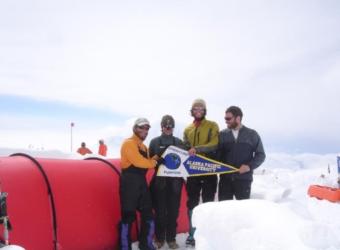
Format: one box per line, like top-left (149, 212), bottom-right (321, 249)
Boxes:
top-left (218, 106), bottom-right (266, 200)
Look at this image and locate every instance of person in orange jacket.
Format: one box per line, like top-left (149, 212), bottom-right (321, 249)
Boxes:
top-left (77, 142), bottom-right (92, 155)
top-left (119, 117), bottom-right (160, 250)
top-left (98, 139), bottom-right (107, 156)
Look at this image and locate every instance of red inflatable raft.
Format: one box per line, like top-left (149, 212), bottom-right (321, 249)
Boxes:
top-left (0, 154), bottom-right (188, 250)
top-left (308, 185), bottom-right (340, 203)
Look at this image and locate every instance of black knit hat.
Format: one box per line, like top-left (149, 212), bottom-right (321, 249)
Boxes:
top-left (161, 115), bottom-right (175, 128)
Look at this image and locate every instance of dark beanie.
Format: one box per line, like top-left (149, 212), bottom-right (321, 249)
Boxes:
top-left (161, 115), bottom-right (175, 128)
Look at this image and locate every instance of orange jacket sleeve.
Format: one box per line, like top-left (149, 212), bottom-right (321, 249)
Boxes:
top-left (121, 139), bottom-right (156, 169)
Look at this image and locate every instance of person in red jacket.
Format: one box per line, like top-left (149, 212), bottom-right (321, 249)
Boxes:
top-left (77, 142), bottom-right (92, 155)
top-left (98, 139), bottom-right (107, 156)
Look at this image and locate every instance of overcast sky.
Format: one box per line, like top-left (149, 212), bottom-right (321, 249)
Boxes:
top-left (1, 0), bottom-right (340, 155)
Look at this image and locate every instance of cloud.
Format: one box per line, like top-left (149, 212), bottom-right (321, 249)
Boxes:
top-left (1, 0), bottom-right (340, 153)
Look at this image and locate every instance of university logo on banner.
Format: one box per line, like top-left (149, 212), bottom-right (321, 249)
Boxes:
top-left (157, 146), bottom-right (238, 178)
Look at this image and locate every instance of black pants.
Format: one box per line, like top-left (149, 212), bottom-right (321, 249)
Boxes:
top-left (186, 175), bottom-right (217, 210)
top-left (151, 176), bottom-right (183, 242)
top-left (120, 171), bottom-right (153, 223)
top-left (120, 170), bottom-right (155, 249)
top-left (218, 175), bottom-right (252, 200)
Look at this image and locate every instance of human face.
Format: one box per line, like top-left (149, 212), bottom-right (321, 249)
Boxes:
top-left (191, 105), bottom-right (205, 119)
top-left (134, 125), bottom-right (150, 140)
top-left (225, 112), bottom-right (239, 129)
top-left (162, 126), bottom-right (173, 135)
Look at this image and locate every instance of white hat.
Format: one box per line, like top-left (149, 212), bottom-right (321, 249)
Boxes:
top-left (191, 98), bottom-right (206, 109)
top-left (134, 117), bottom-right (151, 127)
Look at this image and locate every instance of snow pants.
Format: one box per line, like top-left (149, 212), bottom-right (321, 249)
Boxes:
top-left (185, 175), bottom-right (217, 239)
top-left (186, 175), bottom-right (217, 210)
top-left (218, 174), bottom-right (252, 200)
top-left (150, 176), bottom-right (183, 243)
top-left (119, 169), bottom-right (155, 250)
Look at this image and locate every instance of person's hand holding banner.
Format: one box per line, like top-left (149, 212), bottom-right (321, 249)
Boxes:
top-left (239, 164), bottom-right (251, 174)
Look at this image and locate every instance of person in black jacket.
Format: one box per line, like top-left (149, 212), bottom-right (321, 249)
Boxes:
top-left (218, 106), bottom-right (266, 200)
top-left (149, 115), bottom-right (184, 249)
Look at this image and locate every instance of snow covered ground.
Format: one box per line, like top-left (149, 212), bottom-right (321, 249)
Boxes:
top-left (0, 246), bottom-right (25, 250)
top-left (132, 153), bottom-right (340, 250)
top-left (1, 149), bottom-right (340, 249)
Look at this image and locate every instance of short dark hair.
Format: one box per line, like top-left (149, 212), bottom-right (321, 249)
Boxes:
top-left (226, 106), bottom-right (243, 120)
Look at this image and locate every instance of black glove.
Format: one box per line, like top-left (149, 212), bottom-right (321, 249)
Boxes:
top-left (157, 157), bottom-right (165, 166)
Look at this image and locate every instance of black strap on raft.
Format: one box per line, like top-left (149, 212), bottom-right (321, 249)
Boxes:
top-left (0, 192), bottom-right (6, 221)
top-left (10, 153), bottom-right (57, 250)
top-left (0, 191), bottom-right (12, 246)
top-left (0, 192), bottom-right (12, 230)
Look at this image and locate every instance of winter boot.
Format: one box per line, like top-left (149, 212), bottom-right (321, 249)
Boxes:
top-left (167, 240), bottom-right (179, 249)
top-left (139, 220), bottom-right (156, 250)
top-left (186, 209), bottom-right (196, 247)
top-left (154, 239), bottom-right (165, 249)
top-left (119, 222), bottom-right (132, 250)
top-left (185, 236), bottom-right (195, 247)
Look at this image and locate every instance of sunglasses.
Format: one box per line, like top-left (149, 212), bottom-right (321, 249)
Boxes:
top-left (192, 107), bottom-right (205, 112)
top-left (225, 116), bottom-right (234, 121)
top-left (164, 125), bottom-right (174, 129)
top-left (137, 125), bottom-right (150, 131)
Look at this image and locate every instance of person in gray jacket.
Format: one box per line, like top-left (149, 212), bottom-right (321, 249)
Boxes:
top-left (218, 106), bottom-right (266, 200)
top-left (149, 115), bottom-right (184, 249)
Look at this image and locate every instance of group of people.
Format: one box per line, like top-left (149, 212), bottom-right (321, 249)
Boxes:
top-left (119, 98), bottom-right (266, 250)
top-left (76, 139), bottom-right (108, 156)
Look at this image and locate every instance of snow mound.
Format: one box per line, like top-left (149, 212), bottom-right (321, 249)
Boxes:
top-left (193, 199), bottom-right (309, 250)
